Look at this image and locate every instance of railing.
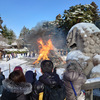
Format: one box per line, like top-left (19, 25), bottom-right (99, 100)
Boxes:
top-left (82, 77), bottom-right (100, 100)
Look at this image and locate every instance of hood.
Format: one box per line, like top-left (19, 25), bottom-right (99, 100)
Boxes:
top-left (63, 70), bottom-right (79, 82)
top-left (2, 79), bottom-right (32, 95)
top-left (39, 73), bottom-right (62, 88)
top-left (25, 70), bottom-right (36, 84)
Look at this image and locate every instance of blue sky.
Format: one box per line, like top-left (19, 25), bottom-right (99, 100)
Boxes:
top-left (0, 0), bottom-right (100, 38)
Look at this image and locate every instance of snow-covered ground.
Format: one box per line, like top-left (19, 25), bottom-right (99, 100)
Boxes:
top-left (1, 54), bottom-right (100, 97)
top-left (0, 55), bottom-right (65, 79)
top-left (1, 55), bottom-right (100, 83)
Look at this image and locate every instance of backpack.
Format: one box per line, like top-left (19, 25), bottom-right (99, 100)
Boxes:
top-left (43, 84), bottom-right (66, 100)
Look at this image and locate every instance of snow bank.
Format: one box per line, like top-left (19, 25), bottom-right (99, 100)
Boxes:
top-left (68, 23), bottom-right (100, 34)
top-left (66, 50), bottom-right (90, 61)
top-left (92, 64), bottom-right (100, 73)
top-left (85, 77), bottom-right (100, 84)
top-left (0, 58), bottom-right (65, 79)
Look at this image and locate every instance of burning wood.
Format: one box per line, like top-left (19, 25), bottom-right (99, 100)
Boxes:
top-left (33, 38), bottom-right (66, 66)
top-left (33, 38), bottom-right (53, 64)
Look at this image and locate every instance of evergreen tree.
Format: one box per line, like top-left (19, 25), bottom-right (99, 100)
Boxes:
top-left (56, 2), bottom-right (100, 35)
top-left (90, 2), bottom-right (100, 22)
top-left (1, 25), bottom-right (16, 44)
top-left (19, 26), bottom-right (29, 38)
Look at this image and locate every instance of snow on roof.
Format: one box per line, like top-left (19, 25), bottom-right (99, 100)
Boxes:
top-left (11, 41), bottom-right (17, 46)
top-left (66, 50), bottom-right (90, 61)
top-left (68, 23), bottom-right (100, 34)
top-left (4, 48), bottom-right (29, 52)
top-left (4, 49), bottom-right (18, 51)
top-left (0, 41), bottom-right (10, 47)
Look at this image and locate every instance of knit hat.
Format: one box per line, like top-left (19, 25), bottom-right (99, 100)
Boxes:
top-left (14, 66), bottom-right (23, 72)
top-left (25, 70), bottom-right (36, 85)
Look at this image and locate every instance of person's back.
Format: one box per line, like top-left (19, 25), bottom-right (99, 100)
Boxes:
top-left (1, 70), bottom-right (32, 100)
top-left (63, 62), bottom-right (86, 100)
top-left (0, 68), bottom-right (5, 94)
top-left (33, 60), bottom-right (66, 100)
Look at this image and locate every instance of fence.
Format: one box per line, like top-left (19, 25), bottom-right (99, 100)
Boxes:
top-left (82, 77), bottom-right (100, 100)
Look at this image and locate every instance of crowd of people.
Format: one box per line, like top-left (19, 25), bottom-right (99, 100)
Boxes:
top-left (0, 60), bottom-right (86, 100)
top-left (1, 51), bottom-right (36, 61)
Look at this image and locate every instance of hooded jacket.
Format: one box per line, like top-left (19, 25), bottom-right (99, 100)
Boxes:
top-left (25, 70), bottom-right (37, 86)
top-left (63, 69), bottom-right (86, 100)
top-left (33, 72), bottom-right (63, 100)
top-left (1, 79), bottom-right (32, 100)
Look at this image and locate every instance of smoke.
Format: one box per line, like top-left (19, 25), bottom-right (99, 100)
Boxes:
top-left (51, 29), bottom-right (66, 49)
top-left (24, 21), bottom-right (67, 52)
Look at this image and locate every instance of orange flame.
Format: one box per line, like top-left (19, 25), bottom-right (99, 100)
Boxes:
top-left (33, 39), bottom-right (53, 64)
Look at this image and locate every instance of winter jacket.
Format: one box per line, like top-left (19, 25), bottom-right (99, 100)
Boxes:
top-left (0, 72), bottom-right (5, 94)
top-left (1, 79), bottom-right (33, 100)
top-left (33, 72), bottom-right (63, 100)
top-left (63, 69), bottom-right (86, 100)
top-left (25, 70), bottom-right (37, 86)
top-left (0, 72), bottom-right (5, 85)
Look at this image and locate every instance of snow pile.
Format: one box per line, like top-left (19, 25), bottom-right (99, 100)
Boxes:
top-left (90, 55), bottom-right (100, 78)
top-left (91, 64), bottom-right (100, 73)
top-left (66, 50), bottom-right (93, 77)
top-left (66, 50), bottom-right (90, 61)
top-left (93, 54), bottom-right (100, 66)
top-left (68, 23), bottom-right (100, 34)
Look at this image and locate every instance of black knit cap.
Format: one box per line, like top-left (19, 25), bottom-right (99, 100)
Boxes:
top-left (40, 60), bottom-right (53, 73)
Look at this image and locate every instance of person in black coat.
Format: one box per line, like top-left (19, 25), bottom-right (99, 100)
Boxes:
top-left (1, 70), bottom-right (33, 100)
top-left (0, 68), bottom-right (5, 94)
top-left (33, 60), bottom-right (64, 100)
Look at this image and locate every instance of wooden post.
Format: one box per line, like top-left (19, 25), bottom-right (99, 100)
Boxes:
top-left (9, 64), bottom-right (10, 74)
top-left (85, 89), bottom-right (93, 100)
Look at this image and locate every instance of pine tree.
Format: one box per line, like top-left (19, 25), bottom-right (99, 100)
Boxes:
top-left (1, 25), bottom-right (16, 44)
top-left (56, 2), bottom-right (100, 35)
top-left (90, 2), bottom-right (100, 22)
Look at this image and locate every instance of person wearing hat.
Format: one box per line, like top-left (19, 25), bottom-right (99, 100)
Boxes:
top-left (1, 70), bottom-right (33, 100)
top-left (25, 70), bottom-right (37, 86)
top-left (14, 66), bottom-right (23, 72)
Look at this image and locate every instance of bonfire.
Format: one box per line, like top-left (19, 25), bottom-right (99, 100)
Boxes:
top-left (33, 38), bottom-right (53, 64)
